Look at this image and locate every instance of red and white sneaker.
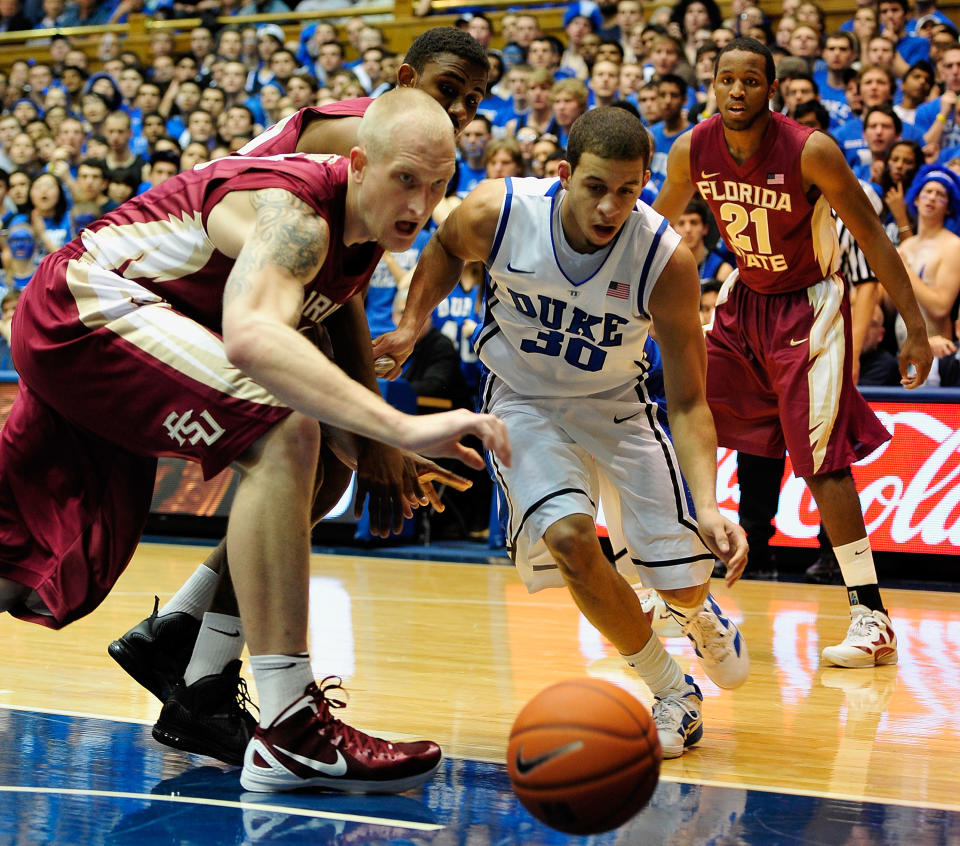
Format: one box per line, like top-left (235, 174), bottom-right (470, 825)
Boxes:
top-left (821, 605), bottom-right (898, 668)
top-left (240, 678), bottom-right (442, 793)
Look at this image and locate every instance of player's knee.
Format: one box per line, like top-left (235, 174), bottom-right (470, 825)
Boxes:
top-left (273, 413), bottom-right (322, 476)
top-left (543, 515), bottom-right (601, 576)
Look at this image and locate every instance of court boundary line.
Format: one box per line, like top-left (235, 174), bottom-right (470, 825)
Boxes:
top-left (0, 786), bottom-right (442, 830)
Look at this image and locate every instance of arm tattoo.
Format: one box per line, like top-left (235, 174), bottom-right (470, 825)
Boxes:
top-left (247, 187), bottom-right (329, 278)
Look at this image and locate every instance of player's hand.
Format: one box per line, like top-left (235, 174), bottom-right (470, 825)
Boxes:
top-left (354, 440), bottom-right (419, 537)
top-left (407, 452), bottom-right (472, 512)
top-left (900, 327), bottom-right (933, 388)
top-left (397, 408), bottom-right (511, 471)
top-left (697, 509), bottom-right (748, 587)
top-left (354, 445), bottom-right (474, 535)
top-left (371, 326), bottom-right (418, 380)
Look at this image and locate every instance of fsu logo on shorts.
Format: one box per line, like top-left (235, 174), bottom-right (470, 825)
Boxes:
top-left (163, 409), bottom-right (225, 446)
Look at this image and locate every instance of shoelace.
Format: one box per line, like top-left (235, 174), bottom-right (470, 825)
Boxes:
top-left (235, 676), bottom-right (259, 720)
top-left (653, 690), bottom-right (698, 730)
top-left (311, 677), bottom-right (390, 758)
top-left (848, 611), bottom-right (881, 639)
top-left (684, 612), bottom-right (732, 661)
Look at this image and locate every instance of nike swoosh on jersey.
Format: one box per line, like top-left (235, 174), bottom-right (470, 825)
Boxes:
top-left (274, 745), bottom-right (348, 776)
top-left (700, 171), bottom-right (720, 179)
top-left (210, 627), bottom-right (242, 637)
top-left (506, 261), bottom-right (534, 273)
top-left (613, 409), bottom-right (645, 424)
top-left (789, 337), bottom-right (807, 346)
top-left (514, 740), bottom-right (583, 775)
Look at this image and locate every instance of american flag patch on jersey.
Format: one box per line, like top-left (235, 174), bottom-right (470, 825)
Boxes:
top-left (767, 172), bottom-right (785, 185)
top-left (606, 281), bottom-right (630, 299)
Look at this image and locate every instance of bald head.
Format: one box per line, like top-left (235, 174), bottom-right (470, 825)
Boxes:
top-left (349, 88), bottom-right (457, 253)
top-left (356, 87), bottom-right (455, 164)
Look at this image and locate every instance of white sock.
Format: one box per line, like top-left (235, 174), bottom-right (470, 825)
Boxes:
top-left (249, 653), bottom-right (314, 726)
top-left (158, 564), bottom-right (220, 619)
top-left (183, 612), bottom-right (245, 686)
top-left (622, 633), bottom-right (686, 698)
top-left (833, 539), bottom-right (878, 587)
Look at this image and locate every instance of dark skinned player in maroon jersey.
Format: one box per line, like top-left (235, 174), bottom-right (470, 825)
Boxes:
top-left (654, 38), bottom-right (931, 669)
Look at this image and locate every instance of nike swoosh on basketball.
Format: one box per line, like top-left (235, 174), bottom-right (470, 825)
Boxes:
top-left (789, 337), bottom-right (807, 346)
top-left (700, 170), bottom-right (720, 179)
top-left (506, 261), bottom-right (534, 274)
top-left (515, 741), bottom-right (583, 775)
top-left (614, 410), bottom-right (644, 424)
top-left (275, 745), bottom-right (348, 776)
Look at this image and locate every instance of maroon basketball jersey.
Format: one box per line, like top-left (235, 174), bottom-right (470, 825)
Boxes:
top-left (32, 154), bottom-right (381, 336)
top-left (236, 98), bottom-right (373, 157)
top-left (689, 113), bottom-right (840, 294)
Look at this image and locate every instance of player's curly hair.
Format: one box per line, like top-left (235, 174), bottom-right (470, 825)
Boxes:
top-left (404, 27), bottom-right (490, 74)
top-left (566, 106), bottom-right (651, 172)
top-left (715, 37), bottom-right (776, 85)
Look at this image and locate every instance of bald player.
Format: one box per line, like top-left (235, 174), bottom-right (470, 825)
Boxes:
top-left (105, 27), bottom-right (490, 764)
top-left (0, 89), bottom-right (510, 792)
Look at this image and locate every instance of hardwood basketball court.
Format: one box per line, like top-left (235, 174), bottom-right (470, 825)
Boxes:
top-left (0, 540), bottom-right (957, 844)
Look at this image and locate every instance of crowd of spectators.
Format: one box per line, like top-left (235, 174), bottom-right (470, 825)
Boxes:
top-left (1, 0), bottom-right (960, 536)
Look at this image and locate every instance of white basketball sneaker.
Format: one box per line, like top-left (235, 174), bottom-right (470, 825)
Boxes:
top-left (670, 595), bottom-right (750, 689)
top-left (653, 675), bottom-right (703, 759)
top-left (821, 605), bottom-right (898, 668)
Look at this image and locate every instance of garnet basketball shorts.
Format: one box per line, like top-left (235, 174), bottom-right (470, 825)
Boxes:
top-left (705, 272), bottom-right (890, 477)
top-left (13, 251), bottom-right (293, 480)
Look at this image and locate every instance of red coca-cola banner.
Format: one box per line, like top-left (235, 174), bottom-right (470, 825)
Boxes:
top-left (719, 399), bottom-right (960, 554)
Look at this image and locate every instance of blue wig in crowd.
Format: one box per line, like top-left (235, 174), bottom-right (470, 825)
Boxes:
top-left (905, 164), bottom-right (960, 236)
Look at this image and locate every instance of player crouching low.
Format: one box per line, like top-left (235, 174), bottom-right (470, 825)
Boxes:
top-left (373, 106), bottom-right (750, 757)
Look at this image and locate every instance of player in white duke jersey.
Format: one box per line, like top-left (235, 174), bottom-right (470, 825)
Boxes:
top-left (374, 107), bottom-right (750, 759)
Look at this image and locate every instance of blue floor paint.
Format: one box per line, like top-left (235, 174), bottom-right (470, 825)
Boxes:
top-left (1, 708), bottom-right (957, 844)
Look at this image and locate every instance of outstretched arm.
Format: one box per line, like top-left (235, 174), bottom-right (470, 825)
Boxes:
top-left (804, 133), bottom-right (931, 388)
top-left (649, 245), bottom-right (748, 585)
top-left (371, 178), bottom-right (504, 378)
top-left (208, 187), bottom-right (510, 467)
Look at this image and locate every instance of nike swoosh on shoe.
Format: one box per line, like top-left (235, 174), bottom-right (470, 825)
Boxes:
top-left (273, 745), bottom-right (348, 776)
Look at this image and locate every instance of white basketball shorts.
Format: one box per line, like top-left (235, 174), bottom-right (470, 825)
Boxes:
top-left (482, 374), bottom-right (715, 592)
